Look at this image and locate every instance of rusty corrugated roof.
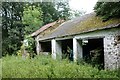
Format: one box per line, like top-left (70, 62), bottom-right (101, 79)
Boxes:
top-left (31, 21), bottom-right (57, 37)
top-left (31, 20), bottom-right (65, 37)
top-left (37, 12), bottom-right (120, 41)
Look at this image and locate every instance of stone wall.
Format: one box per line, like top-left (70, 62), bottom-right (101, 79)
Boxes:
top-left (117, 38), bottom-right (120, 69)
top-left (104, 33), bottom-right (120, 70)
top-left (74, 27), bottom-right (120, 70)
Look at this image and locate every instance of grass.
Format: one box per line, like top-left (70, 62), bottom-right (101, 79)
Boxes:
top-left (0, 59), bottom-right (2, 79)
top-left (2, 55), bottom-right (119, 78)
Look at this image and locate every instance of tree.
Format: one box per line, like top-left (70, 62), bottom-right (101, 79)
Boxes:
top-left (2, 1), bottom-right (83, 56)
top-left (22, 5), bottom-right (43, 35)
top-left (94, 2), bottom-right (120, 21)
top-left (2, 2), bottom-right (25, 56)
top-left (1, 2), bottom-right (71, 56)
top-left (40, 2), bottom-right (58, 24)
top-left (55, 1), bottom-right (71, 20)
top-left (69, 10), bottom-right (86, 19)
top-left (25, 2), bottom-right (70, 24)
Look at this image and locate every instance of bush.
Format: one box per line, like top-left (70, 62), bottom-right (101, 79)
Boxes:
top-left (2, 55), bottom-right (119, 78)
top-left (16, 36), bottom-right (36, 58)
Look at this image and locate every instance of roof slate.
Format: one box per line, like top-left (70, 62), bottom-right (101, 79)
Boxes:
top-left (38, 12), bottom-right (120, 41)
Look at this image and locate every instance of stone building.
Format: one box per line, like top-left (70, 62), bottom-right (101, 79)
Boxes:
top-left (31, 12), bottom-right (120, 70)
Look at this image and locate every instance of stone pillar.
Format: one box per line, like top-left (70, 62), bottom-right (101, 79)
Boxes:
top-left (104, 35), bottom-right (119, 70)
top-left (51, 39), bottom-right (62, 59)
top-left (35, 36), bottom-right (42, 55)
top-left (73, 38), bottom-right (83, 62)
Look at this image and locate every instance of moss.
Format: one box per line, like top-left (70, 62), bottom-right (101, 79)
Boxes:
top-left (40, 23), bottom-right (62, 37)
top-left (38, 13), bottom-right (120, 40)
top-left (71, 15), bottom-right (120, 35)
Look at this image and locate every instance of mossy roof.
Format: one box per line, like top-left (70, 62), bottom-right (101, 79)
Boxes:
top-left (39, 12), bottom-right (120, 41)
top-left (31, 21), bottom-right (57, 37)
top-left (31, 20), bottom-right (64, 37)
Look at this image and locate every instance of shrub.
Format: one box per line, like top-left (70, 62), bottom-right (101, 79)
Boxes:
top-left (2, 55), bottom-right (119, 78)
top-left (16, 36), bottom-right (36, 58)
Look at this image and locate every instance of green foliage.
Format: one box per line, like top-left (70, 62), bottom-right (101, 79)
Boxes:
top-left (40, 2), bottom-right (58, 24)
top-left (56, 1), bottom-right (71, 20)
top-left (17, 36), bottom-right (36, 58)
top-left (2, 2), bottom-right (85, 56)
top-left (2, 55), bottom-right (119, 78)
top-left (24, 36), bottom-right (35, 53)
top-left (22, 5), bottom-right (43, 35)
top-left (0, 59), bottom-right (2, 79)
top-left (16, 47), bottom-right (23, 56)
top-left (94, 2), bottom-right (120, 21)
top-left (39, 1), bottom-right (72, 24)
top-left (2, 2), bottom-right (25, 56)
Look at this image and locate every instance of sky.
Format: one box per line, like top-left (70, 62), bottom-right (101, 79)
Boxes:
top-left (69, 0), bottom-right (98, 14)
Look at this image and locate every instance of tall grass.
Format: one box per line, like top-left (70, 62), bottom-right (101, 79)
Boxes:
top-left (0, 59), bottom-right (2, 79)
top-left (2, 55), bottom-right (119, 78)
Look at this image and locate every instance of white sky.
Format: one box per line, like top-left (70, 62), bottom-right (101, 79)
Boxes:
top-left (69, 0), bottom-right (98, 14)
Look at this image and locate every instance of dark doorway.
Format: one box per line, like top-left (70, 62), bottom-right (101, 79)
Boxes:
top-left (83, 38), bottom-right (104, 69)
top-left (40, 41), bottom-right (51, 53)
top-left (61, 39), bottom-right (73, 61)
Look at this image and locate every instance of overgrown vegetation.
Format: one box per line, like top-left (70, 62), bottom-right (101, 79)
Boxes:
top-left (0, 59), bottom-right (2, 79)
top-left (2, 1), bottom-right (83, 56)
top-left (22, 5), bottom-right (43, 35)
top-left (2, 55), bottom-right (119, 78)
top-left (17, 36), bottom-right (36, 58)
